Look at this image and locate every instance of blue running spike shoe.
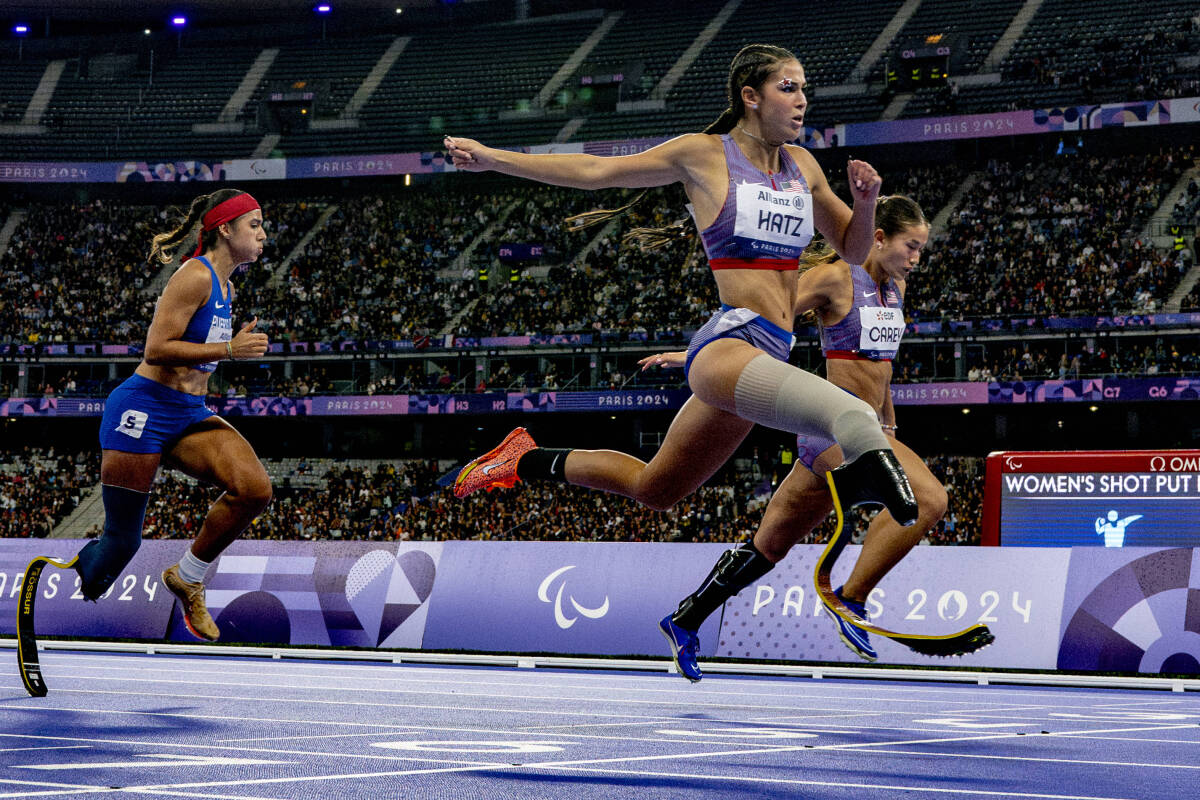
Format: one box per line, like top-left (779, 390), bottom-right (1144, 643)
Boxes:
top-left (823, 586), bottom-right (878, 662)
top-left (659, 614), bottom-right (702, 682)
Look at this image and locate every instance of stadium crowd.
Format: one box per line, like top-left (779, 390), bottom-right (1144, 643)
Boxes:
top-left (0, 446), bottom-right (101, 538)
top-left (2, 153), bottom-right (1194, 355)
top-left (905, 147), bottom-right (1195, 321)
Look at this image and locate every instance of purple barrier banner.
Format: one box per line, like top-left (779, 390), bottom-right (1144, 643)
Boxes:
top-left (987, 377), bottom-right (1200, 403)
top-left (1, 537), bottom-right (1195, 674)
top-left (8, 379), bottom-right (1200, 418)
top-left (285, 151), bottom-right (453, 179)
top-left (199, 540), bottom-right (443, 648)
top-left (421, 541), bottom-right (727, 656)
top-left (0, 539), bottom-right (178, 640)
top-left (1057, 547), bottom-right (1200, 674)
top-left (0, 539), bottom-right (444, 648)
top-left (716, 545), bottom-right (1069, 669)
top-left (889, 383), bottom-right (989, 406)
top-left (831, 97), bottom-right (1196, 148)
top-left (0, 397), bottom-right (105, 416)
top-left (581, 137), bottom-right (669, 157)
top-left (0, 162), bottom-right (110, 182)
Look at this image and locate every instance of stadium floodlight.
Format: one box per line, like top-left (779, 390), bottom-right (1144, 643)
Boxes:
top-left (315, 4), bottom-right (331, 41)
top-left (171, 16), bottom-right (186, 27)
top-left (14, 23), bottom-right (28, 60)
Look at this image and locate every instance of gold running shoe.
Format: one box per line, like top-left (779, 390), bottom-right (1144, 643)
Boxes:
top-left (162, 564), bottom-right (220, 641)
top-left (453, 427), bottom-right (537, 498)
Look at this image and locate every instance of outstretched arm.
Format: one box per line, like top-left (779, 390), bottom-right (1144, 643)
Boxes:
top-left (444, 134), bottom-right (705, 191)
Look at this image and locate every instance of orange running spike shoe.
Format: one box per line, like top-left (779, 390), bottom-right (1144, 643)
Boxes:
top-left (453, 427), bottom-right (537, 498)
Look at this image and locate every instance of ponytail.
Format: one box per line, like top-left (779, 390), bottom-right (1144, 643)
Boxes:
top-left (148, 188), bottom-right (247, 264)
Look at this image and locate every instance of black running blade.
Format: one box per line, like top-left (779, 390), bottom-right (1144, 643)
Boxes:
top-left (17, 558), bottom-right (50, 697)
top-left (889, 626), bottom-right (996, 658)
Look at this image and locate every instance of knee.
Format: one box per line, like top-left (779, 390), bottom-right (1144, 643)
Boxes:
top-left (229, 470), bottom-right (273, 512)
top-left (916, 483), bottom-right (948, 527)
top-left (635, 484), bottom-right (685, 513)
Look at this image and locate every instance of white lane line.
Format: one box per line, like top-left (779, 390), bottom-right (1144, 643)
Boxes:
top-left (14, 754), bottom-right (298, 771)
top-left (75, 743), bottom-right (811, 796)
top-left (32, 655), bottom-right (1133, 705)
top-left (0, 720), bottom-right (842, 757)
top-left (5, 701), bottom-right (1176, 747)
top-left (0, 778), bottom-right (112, 793)
top-left (4, 671), bottom-right (1025, 714)
top-left (1060, 734), bottom-right (1200, 745)
top-left (6, 687), bottom-right (693, 723)
top-left (0, 731), bottom-right (504, 769)
top-left (529, 764), bottom-right (1137, 800)
top-left (0, 783), bottom-right (291, 800)
top-left (0, 747), bottom-right (89, 754)
top-left (862, 747), bottom-right (1200, 770)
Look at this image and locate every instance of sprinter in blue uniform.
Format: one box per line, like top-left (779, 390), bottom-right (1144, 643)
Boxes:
top-left (23, 189), bottom-right (271, 643)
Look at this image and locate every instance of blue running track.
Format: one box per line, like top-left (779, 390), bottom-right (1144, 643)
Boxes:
top-left (2, 650), bottom-right (1199, 799)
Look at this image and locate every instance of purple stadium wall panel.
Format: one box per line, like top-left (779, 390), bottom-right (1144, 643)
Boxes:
top-left (715, 544), bottom-right (1069, 669)
top-left (1, 539), bottom-right (1196, 675)
top-left (420, 541), bottom-right (728, 656)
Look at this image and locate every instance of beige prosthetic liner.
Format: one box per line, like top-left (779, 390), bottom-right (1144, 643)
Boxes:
top-left (732, 354), bottom-right (890, 460)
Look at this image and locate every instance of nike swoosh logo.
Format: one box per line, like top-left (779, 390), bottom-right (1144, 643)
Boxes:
top-left (481, 459), bottom-right (511, 475)
top-left (549, 454), bottom-right (561, 476)
top-left (215, 303), bottom-right (225, 308)
top-left (863, 292), bottom-right (876, 298)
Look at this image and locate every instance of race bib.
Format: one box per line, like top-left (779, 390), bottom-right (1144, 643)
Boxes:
top-left (197, 313), bottom-right (233, 373)
top-left (732, 182), bottom-right (813, 258)
top-left (858, 306), bottom-right (905, 355)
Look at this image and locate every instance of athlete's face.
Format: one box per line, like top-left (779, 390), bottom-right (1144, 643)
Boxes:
top-left (874, 223), bottom-right (929, 281)
top-left (745, 60), bottom-right (807, 140)
top-left (222, 210), bottom-right (266, 264)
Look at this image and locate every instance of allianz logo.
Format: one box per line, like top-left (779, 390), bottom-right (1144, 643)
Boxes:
top-left (1095, 511), bottom-right (1143, 547)
top-left (537, 565), bottom-right (610, 629)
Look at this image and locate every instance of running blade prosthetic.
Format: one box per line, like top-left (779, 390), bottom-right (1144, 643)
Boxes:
top-left (815, 473), bottom-right (994, 658)
top-left (17, 554), bottom-right (79, 697)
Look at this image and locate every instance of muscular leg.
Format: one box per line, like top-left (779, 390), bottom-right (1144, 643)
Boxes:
top-left (752, 456), bottom-right (835, 562)
top-left (839, 437), bottom-right (947, 602)
top-left (162, 418), bottom-right (272, 562)
top-left (100, 450), bottom-right (161, 493)
top-left (563, 396), bottom-right (754, 512)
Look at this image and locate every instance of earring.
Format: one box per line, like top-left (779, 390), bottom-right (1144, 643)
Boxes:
top-left (750, 103), bottom-right (758, 110)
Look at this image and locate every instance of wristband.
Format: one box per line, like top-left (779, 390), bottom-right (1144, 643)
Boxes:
top-left (881, 423), bottom-right (897, 432)
top-left (225, 341), bottom-right (234, 360)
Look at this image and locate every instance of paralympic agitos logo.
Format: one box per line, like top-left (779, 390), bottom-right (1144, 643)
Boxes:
top-left (537, 566), bottom-right (610, 629)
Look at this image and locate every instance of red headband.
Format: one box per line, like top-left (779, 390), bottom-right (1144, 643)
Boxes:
top-left (191, 193), bottom-right (261, 257)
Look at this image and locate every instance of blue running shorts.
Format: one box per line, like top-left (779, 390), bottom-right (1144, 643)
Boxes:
top-left (99, 374), bottom-right (216, 454)
top-left (684, 304), bottom-right (795, 378)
